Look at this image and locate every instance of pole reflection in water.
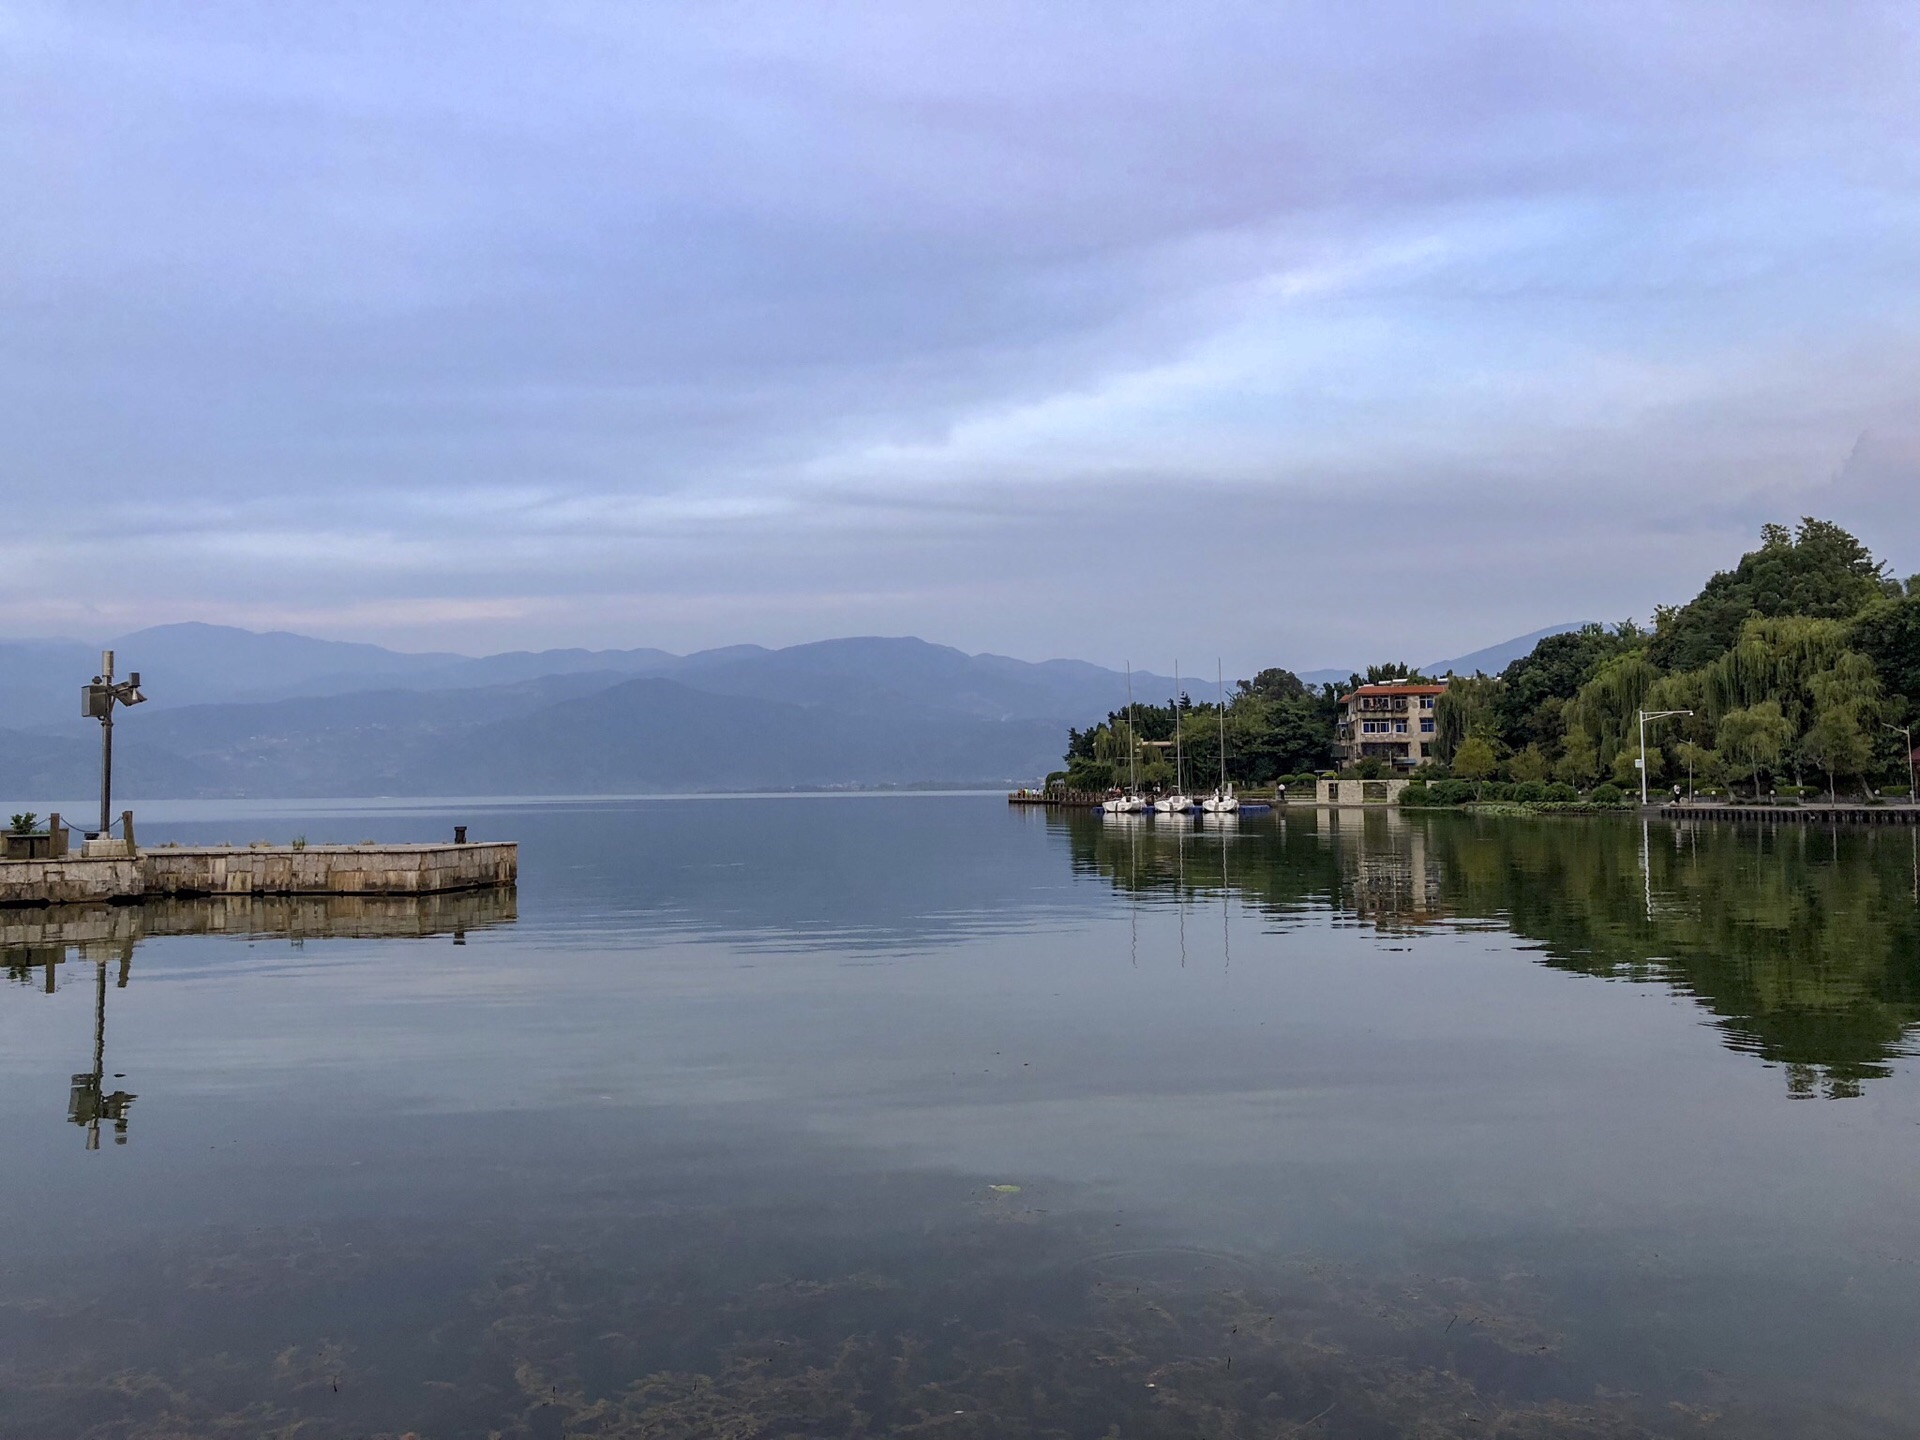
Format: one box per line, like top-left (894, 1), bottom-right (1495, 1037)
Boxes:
top-left (1127, 815), bottom-right (1138, 970)
top-left (68, 952), bottom-right (135, 1148)
top-left (1173, 810), bottom-right (1187, 968)
top-left (1202, 809), bottom-right (1236, 972)
top-left (5, 886), bottom-right (518, 1146)
top-left (1641, 815), bottom-right (1653, 921)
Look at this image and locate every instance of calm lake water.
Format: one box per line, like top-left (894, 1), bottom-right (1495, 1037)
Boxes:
top-left (4, 796), bottom-right (1920, 1438)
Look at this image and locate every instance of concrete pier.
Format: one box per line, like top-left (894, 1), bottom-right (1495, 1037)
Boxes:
top-left (0, 841), bottom-right (516, 909)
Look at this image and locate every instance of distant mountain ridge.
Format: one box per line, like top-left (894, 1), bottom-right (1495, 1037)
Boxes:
top-left (0, 624), bottom-right (1182, 728)
top-left (1292, 624), bottom-right (1594, 688)
top-left (0, 627), bottom-right (1185, 798)
top-left (1426, 624), bottom-right (1592, 678)
top-left (0, 623), bottom-right (685, 728)
top-left (0, 622), bottom-right (1579, 798)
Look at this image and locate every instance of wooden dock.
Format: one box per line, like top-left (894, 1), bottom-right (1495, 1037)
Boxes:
top-left (1007, 789), bottom-right (1105, 808)
top-left (1658, 803), bottom-right (1919, 826)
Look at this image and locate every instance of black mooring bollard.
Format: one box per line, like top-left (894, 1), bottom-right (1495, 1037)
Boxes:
top-left (454, 825), bottom-right (468, 844)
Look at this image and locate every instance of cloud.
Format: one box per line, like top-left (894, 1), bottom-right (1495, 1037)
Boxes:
top-left (1, 1), bottom-right (1916, 667)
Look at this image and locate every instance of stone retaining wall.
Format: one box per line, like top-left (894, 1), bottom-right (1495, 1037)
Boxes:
top-left (1315, 778), bottom-right (1411, 807)
top-left (141, 842), bottom-right (516, 897)
top-left (1, 842), bottom-right (515, 908)
top-left (0, 855), bottom-right (142, 907)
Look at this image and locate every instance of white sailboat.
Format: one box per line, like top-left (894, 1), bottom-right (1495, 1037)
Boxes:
top-left (1108, 662), bottom-right (1147, 812)
top-left (1201, 658), bottom-right (1239, 813)
top-left (1154, 661), bottom-right (1194, 814)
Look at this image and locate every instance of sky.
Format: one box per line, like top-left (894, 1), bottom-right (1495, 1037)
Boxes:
top-left (3, 1), bottom-right (1917, 673)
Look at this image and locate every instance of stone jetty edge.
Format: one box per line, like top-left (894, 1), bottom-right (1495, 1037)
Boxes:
top-left (0, 841), bottom-right (517, 908)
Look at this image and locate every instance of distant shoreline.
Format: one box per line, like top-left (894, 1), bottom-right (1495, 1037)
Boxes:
top-left (6, 789), bottom-right (1025, 820)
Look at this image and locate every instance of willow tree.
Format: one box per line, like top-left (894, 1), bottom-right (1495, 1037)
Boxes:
top-left (1567, 651), bottom-right (1661, 770)
top-left (1718, 701), bottom-right (1793, 799)
top-left (1697, 616), bottom-right (1853, 733)
top-left (1433, 675), bottom-right (1499, 764)
top-left (1800, 651), bottom-right (1884, 798)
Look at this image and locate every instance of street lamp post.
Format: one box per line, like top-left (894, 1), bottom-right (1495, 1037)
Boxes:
top-left (81, 650), bottom-right (146, 839)
top-left (1887, 723), bottom-right (1916, 805)
top-left (1637, 708), bottom-right (1693, 808)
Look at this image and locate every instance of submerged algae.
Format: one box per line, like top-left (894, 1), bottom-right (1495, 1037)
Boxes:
top-left (0, 1202), bottom-right (1830, 1440)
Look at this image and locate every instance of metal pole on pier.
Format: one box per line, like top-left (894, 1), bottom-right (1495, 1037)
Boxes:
top-left (1886, 724), bottom-right (1916, 807)
top-left (99, 681), bottom-right (112, 838)
top-left (1638, 708), bottom-right (1691, 807)
top-left (83, 651), bottom-right (145, 838)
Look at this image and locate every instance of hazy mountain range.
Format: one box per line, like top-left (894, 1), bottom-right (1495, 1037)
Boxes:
top-left (0, 623), bottom-right (1583, 799)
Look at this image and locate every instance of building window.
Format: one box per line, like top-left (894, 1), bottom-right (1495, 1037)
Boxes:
top-left (1420, 719), bottom-right (1435, 733)
top-left (1393, 721), bottom-right (1407, 733)
top-left (1420, 696), bottom-right (1435, 710)
top-left (1420, 743), bottom-right (1431, 757)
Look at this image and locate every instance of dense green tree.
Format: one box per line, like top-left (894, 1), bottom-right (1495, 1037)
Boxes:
top-left (1672, 741), bottom-right (1723, 794)
top-left (1353, 662), bottom-right (1432, 685)
top-left (1236, 667), bottom-right (1311, 703)
top-left (1452, 736), bottom-right (1497, 797)
top-left (1506, 744), bottom-right (1549, 783)
top-left (1555, 730), bottom-right (1599, 788)
top-left (1649, 518), bottom-right (1898, 673)
top-left (1852, 592), bottom-right (1920, 715)
top-left (1062, 677), bottom-right (1335, 789)
top-left (1492, 624), bottom-right (1629, 752)
top-left (1233, 695), bottom-right (1338, 780)
top-left (1802, 705), bottom-right (1873, 800)
top-left (1610, 744), bottom-right (1663, 788)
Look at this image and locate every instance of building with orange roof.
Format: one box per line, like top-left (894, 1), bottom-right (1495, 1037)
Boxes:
top-left (1334, 681), bottom-right (1448, 771)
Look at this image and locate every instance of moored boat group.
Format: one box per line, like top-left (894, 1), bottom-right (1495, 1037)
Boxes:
top-left (1100, 660), bottom-right (1266, 817)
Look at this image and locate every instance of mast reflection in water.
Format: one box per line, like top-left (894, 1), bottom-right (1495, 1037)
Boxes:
top-left (1062, 805), bottom-right (1920, 1095)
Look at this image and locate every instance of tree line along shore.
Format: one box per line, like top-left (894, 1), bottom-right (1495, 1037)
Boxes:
top-left (1055, 518), bottom-right (1919, 807)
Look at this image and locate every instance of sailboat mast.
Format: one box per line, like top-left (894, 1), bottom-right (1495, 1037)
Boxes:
top-left (1173, 661), bottom-right (1183, 794)
top-left (1217, 659), bottom-right (1228, 792)
top-left (1125, 662), bottom-right (1139, 793)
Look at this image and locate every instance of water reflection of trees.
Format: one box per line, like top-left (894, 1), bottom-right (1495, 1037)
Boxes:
top-left (1061, 811), bottom-right (1920, 1095)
